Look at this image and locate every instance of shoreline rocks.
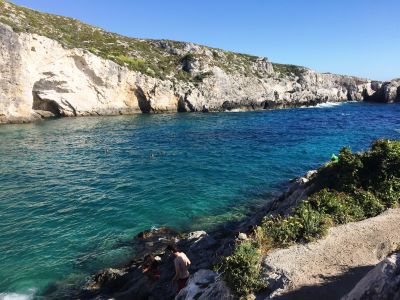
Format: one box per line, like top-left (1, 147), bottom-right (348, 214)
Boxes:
top-left (39, 168), bottom-right (400, 300)
top-left (176, 269), bottom-right (234, 300)
top-left (41, 171), bottom-right (314, 299)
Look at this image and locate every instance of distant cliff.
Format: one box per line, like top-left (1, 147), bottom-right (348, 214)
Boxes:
top-left (0, 0), bottom-right (397, 124)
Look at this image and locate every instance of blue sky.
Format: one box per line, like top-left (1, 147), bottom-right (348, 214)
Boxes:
top-left (11, 0), bottom-right (400, 80)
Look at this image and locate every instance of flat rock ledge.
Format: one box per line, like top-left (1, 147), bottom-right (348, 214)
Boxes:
top-left (263, 208), bottom-right (400, 300)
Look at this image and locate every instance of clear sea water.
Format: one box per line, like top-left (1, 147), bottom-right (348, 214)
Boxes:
top-left (0, 102), bottom-right (399, 299)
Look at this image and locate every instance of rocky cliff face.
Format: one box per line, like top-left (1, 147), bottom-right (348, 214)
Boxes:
top-left (363, 79), bottom-right (400, 103)
top-left (0, 0), bottom-right (395, 124)
top-left (0, 19), bottom-right (181, 123)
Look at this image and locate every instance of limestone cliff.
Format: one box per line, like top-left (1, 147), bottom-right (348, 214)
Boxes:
top-left (364, 79), bottom-right (400, 103)
top-left (0, 0), bottom-right (395, 124)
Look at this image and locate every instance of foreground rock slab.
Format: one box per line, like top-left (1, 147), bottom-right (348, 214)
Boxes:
top-left (176, 269), bottom-right (233, 300)
top-left (263, 208), bottom-right (400, 300)
top-left (342, 252), bottom-right (400, 300)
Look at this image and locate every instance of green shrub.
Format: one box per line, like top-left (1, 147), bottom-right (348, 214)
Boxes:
top-left (217, 241), bottom-right (266, 297)
top-left (313, 140), bottom-right (400, 198)
top-left (306, 189), bottom-right (364, 224)
top-left (212, 50), bottom-right (219, 59)
top-left (295, 202), bottom-right (330, 242)
top-left (193, 71), bottom-right (213, 83)
top-left (334, 147), bottom-right (363, 192)
top-left (180, 53), bottom-right (196, 63)
top-left (353, 189), bottom-right (385, 217)
top-left (176, 70), bottom-right (192, 81)
top-left (359, 140), bottom-right (400, 189)
top-left (253, 225), bottom-right (271, 255)
top-left (375, 178), bottom-right (400, 208)
top-left (217, 140), bottom-right (400, 298)
top-left (272, 63), bottom-right (305, 77)
top-left (116, 55), bottom-right (147, 71)
top-left (312, 148), bottom-right (362, 192)
top-left (262, 215), bottom-right (302, 247)
top-left (261, 203), bottom-right (330, 247)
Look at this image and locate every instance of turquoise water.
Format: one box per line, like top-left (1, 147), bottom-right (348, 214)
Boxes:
top-left (0, 102), bottom-right (399, 298)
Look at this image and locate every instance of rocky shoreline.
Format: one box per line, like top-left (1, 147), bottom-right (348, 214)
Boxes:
top-left (32, 170), bottom-right (305, 299)
top-left (41, 170), bottom-right (320, 299)
top-left (42, 162), bottom-right (400, 300)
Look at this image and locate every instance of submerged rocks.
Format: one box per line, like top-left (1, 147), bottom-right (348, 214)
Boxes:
top-left (342, 253), bottom-right (400, 300)
top-left (74, 226), bottom-right (235, 300)
top-left (135, 227), bottom-right (179, 256)
top-left (86, 268), bottom-right (128, 291)
top-left (76, 170), bottom-right (322, 299)
top-left (51, 165), bottom-right (400, 300)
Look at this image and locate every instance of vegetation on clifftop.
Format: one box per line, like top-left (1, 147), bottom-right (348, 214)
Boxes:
top-left (219, 139), bottom-right (400, 298)
top-left (0, 0), bottom-right (303, 81)
top-left (272, 63), bottom-right (306, 78)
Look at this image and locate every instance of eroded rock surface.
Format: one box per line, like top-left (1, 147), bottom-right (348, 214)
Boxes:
top-left (176, 269), bottom-right (234, 300)
top-left (364, 79), bottom-right (400, 103)
top-left (342, 253), bottom-right (400, 300)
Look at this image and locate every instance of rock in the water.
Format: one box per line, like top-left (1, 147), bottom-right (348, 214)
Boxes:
top-left (85, 268), bottom-right (127, 290)
top-left (187, 231), bottom-right (207, 240)
top-left (175, 269), bottom-right (234, 300)
top-left (134, 227), bottom-right (179, 257)
top-left (341, 253), bottom-right (400, 300)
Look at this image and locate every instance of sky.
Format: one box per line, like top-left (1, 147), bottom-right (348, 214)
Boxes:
top-left (11, 0), bottom-right (400, 81)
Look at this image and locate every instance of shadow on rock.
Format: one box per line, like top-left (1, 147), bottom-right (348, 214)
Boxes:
top-left (267, 265), bottom-right (374, 300)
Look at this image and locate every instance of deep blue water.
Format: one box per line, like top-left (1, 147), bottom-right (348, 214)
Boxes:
top-left (0, 102), bottom-right (399, 299)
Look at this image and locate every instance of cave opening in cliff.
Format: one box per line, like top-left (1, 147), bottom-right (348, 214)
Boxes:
top-left (32, 91), bottom-right (63, 117)
top-left (135, 88), bottom-right (152, 113)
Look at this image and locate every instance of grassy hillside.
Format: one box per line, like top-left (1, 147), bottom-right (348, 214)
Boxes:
top-left (0, 0), bottom-right (305, 81)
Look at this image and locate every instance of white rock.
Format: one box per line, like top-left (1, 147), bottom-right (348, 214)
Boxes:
top-left (341, 253), bottom-right (400, 300)
top-left (238, 232), bottom-right (248, 240)
top-left (175, 269), bottom-right (233, 300)
top-left (187, 231), bottom-right (207, 240)
top-left (0, 20), bottom-right (392, 124)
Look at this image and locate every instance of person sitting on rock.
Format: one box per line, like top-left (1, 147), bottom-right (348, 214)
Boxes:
top-left (141, 254), bottom-right (161, 281)
top-left (166, 244), bottom-right (191, 293)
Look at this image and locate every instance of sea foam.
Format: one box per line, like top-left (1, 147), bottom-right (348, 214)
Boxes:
top-left (315, 102), bottom-right (343, 108)
top-left (0, 289), bottom-right (35, 300)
